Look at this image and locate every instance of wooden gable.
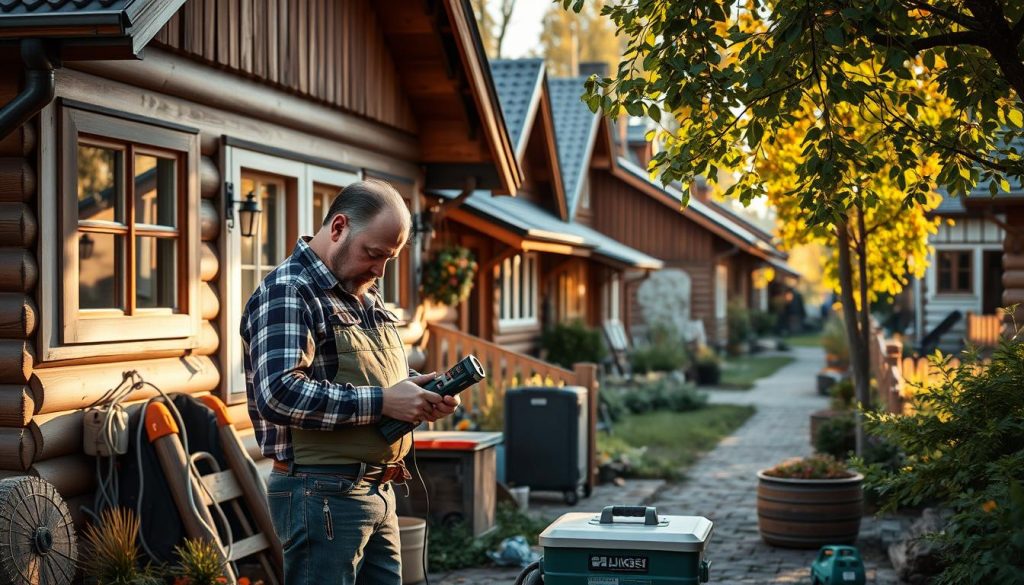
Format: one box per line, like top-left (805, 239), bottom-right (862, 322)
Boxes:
top-left (515, 81), bottom-right (567, 219)
top-left (153, 0), bottom-right (417, 133)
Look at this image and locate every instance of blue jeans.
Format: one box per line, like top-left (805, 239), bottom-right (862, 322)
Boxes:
top-left (267, 470), bottom-right (402, 585)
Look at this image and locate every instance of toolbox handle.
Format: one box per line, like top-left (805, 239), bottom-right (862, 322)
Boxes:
top-left (599, 506), bottom-right (660, 526)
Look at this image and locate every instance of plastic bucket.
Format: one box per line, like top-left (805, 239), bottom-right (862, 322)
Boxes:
top-left (399, 516), bottom-right (427, 584)
top-left (510, 486), bottom-right (530, 512)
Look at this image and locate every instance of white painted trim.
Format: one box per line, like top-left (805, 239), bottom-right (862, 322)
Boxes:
top-left (224, 147), bottom-right (360, 400)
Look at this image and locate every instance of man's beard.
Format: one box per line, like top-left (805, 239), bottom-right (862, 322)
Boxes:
top-left (334, 240), bottom-right (376, 296)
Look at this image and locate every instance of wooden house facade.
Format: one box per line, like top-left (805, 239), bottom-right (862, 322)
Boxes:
top-left (545, 78), bottom-right (794, 346)
top-left (430, 60), bottom-right (662, 355)
top-left (0, 0), bottom-right (523, 519)
top-left (911, 190), bottom-right (1009, 352)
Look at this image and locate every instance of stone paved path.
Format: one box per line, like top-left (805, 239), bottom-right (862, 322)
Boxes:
top-left (433, 347), bottom-right (899, 584)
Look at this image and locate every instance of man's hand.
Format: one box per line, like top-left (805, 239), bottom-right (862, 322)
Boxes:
top-left (425, 394), bottom-right (461, 422)
top-left (381, 373), bottom-right (442, 424)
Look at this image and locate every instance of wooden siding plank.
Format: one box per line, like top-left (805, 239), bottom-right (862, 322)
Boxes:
top-left (280, 0), bottom-right (292, 88)
top-left (228, 0), bottom-right (239, 69)
top-left (298, 0), bottom-right (309, 94)
top-left (267, 0), bottom-right (279, 84)
top-left (203, 0), bottom-right (216, 62)
top-left (324, 0), bottom-right (334, 103)
top-left (217, 0), bottom-right (230, 64)
top-left (317, 0), bottom-right (326, 99)
top-left (253, 0), bottom-right (266, 79)
top-left (240, 0), bottom-right (252, 74)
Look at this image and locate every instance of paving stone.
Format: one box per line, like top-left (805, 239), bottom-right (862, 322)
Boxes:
top-left (436, 347), bottom-right (900, 585)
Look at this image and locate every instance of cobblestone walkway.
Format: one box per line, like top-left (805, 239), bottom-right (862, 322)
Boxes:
top-left (433, 347), bottom-right (899, 584)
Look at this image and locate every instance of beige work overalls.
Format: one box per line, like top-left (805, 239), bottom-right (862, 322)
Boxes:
top-left (291, 308), bottom-right (410, 465)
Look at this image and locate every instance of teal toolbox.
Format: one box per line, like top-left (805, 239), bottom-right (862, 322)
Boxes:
top-left (538, 506), bottom-right (713, 584)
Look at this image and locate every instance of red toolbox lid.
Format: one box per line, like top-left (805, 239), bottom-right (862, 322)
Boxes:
top-left (413, 431), bottom-right (503, 451)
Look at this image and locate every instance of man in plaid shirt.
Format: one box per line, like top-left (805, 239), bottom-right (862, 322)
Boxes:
top-left (242, 179), bottom-right (459, 585)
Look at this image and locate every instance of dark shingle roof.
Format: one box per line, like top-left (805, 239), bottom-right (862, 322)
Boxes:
top-left (0, 0), bottom-right (124, 13)
top-left (0, 0), bottom-right (185, 57)
top-left (434, 189), bottom-right (663, 270)
top-left (549, 77), bottom-right (601, 218)
top-left (489, 59), bottom-right (544, 157)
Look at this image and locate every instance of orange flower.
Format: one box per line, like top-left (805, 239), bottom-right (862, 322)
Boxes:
top-left (982, 500), bottom-right (998, 513)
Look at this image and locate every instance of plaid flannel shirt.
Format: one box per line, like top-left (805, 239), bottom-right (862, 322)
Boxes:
top-left (241, 237), bottom-right (407, 462)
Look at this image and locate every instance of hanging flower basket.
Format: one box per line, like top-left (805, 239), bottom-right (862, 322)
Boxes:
top-left (421, 246), bottom-right (477, 306)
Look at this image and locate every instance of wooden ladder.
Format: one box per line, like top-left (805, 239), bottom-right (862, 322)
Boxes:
top-left (145, 397), bottom-right (283, 585)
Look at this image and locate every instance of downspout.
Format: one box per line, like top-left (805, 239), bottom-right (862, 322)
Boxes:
top-left (0, 39), bottom-right (60, 140)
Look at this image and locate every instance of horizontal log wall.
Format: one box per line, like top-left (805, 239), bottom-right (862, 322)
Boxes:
top-left (0, 105), bottom-right (228, 499)
top-left (154, 0), bottom-right (416, 133)
top-left (0, 67), bottom-right (42, 480)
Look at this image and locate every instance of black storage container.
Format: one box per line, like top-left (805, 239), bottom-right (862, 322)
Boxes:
top-left (504, 386), bottom-right (589, 505)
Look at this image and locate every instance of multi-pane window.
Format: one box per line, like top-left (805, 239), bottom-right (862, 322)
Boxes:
top-left (77, 143), bottom-right (181, 313)
top-left (937, 250), bottom-right (973, 293)
top-left (715, 264), bottom-right (728, 319)
top-left (239, 173), bottom-right (288, 309)
top-left (602, 273), bottom-right (621, 322)
top-left (56, 105), bottom-right (199, 352)
top-left (557, 265), bottom-right (587, 322)
top-left (498, 253), bottom-right (538, 326)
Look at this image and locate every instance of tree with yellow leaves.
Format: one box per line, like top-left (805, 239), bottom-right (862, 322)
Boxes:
top-left (565, 0), bottom-right (1024, 455)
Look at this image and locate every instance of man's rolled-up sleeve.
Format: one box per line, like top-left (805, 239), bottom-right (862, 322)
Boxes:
top-left (246, 283), bottom-right (383, 428)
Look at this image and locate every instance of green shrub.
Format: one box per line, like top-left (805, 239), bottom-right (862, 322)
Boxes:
top-left (750, 309), bottom-right (777, 336)
top-left (427, 503), bottom-right (550, 571)
top-left (821, 314), bottom-right (850, 367)
top-left (763, 454), bottom-right (854, 479)
top-left (726, 299), bottom-right (753, 353)
top-left (541, 319), bottom-right (606, 369)
top-left (829, 378), bottom-right (855, 411)
top-left (856, 327), bottom-right (1024, 584)
top-left (814, 414), bottom-right (856, 459)
top-left (612, 380), bottom-right (708, 415)
top-left (600, 389), bottom-right (628, 422)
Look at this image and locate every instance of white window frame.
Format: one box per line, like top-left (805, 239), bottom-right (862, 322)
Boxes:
top-left (497, 253), bottom-right (539, 329)
top-left (715, 263), bottom-right (729, 320)
top-left (224, 146), bottom-right (359, 403)
top-left (37, 102), bottom-right (202, 362)
top-left (602, 272), bottom-right (621, 322)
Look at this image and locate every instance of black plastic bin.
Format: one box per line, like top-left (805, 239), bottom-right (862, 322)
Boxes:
top-left (504, 386), bottom-right (589, 505)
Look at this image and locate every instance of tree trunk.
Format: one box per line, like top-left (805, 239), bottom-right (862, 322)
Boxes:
top-left (835, 219), bottom-right (870, 456)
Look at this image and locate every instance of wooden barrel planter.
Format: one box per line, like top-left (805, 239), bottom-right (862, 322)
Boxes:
top-left (756, 470), bottom-right (863, 549)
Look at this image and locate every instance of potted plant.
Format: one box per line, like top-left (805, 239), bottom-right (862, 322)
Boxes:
top-left (420, 245), bottom-right (477, 307)
top-left (81, 507), bottom-right (163, 585)
top-left (693, 345), bottom-right (721, 386)
top-left (756, 454), bottom-right (863, 549)
top-left (821, 315), bottom-right (850, 370)
top-left (809, 378), bottom-right (854, 445)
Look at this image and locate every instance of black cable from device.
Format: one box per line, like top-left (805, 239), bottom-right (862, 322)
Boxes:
top-left (410, 428), bottom-right (430, 585)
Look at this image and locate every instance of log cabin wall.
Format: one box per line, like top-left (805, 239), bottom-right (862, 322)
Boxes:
top-left (589, 169), bottom-right (721, 342)
top-left (5, 33), bottom-right (426, 508)
top-left (153, 0), bottom-right (416, 134)
top-left (0, 68), bottom-right (42, 486)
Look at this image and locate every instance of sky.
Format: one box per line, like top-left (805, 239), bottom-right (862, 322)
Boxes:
top-left (501, 0), bottom-right (551, 59)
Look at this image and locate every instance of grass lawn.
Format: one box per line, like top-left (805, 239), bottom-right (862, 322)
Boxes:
top-left (599, 405), bottom-right (756, 480)
top-left (784, 331), bottom-right (824, 347)
top-left (718, 354), bottom-right (796, 389)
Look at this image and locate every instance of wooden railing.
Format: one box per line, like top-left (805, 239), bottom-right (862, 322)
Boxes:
top-left (873, 326), bottom-right (970, 414)
top-left (425, 323), bottom-right (596, 422)
top-left (424, 322), bottom-right (600, 490)
top-left (870, 328), bottom-right (905, 414)
top-left (966, 313), bottom-right (1003, 347)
